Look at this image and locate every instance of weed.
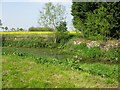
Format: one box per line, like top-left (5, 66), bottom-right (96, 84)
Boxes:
top-left (105, 79), bottom-right (116, 84)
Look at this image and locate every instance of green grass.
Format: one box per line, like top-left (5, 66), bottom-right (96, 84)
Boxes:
top-left (2, 37), bottom-right (119, 64)
top-left (2, 55), bottom-right (118, 88)
top-left (2, 47), bottom-right (118, 80)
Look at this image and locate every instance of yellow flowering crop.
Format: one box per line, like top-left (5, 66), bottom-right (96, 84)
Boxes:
top-left (0, 31), bottom-right (81, 34)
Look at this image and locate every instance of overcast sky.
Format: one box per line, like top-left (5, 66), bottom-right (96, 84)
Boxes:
top-left (0, 0), bottom-right (76, 31)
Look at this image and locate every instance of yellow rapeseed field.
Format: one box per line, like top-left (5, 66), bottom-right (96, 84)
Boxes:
top-left (0, 31), bottom-right (81, 34)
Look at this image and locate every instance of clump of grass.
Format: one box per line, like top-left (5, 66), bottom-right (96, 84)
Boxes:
top-left (2, 40), bottom-right (59, 48)
top-left (65, 41), bottom-right (119, 64)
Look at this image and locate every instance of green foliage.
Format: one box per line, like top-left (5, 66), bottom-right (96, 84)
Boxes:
top-left (65, 43), bottom-right (88, 52)
top-left (56, 21), bottom-right (67, 32)
top-left (17, 28), bottom-right (24, 31)
top-left (2, 50), bottom-right (118, 80)
top-left (3, 54), bottom-right (118, 88)
top-left (2, 40), bottom-right (58, 48)
top-left (85, 35), bottom-right (117, 41)
top-left (5, 27), bottom-right (8, 31)
top-left (65, 41), bottom-right (119, 64)
top-left (85, 35), bottom-right (104, 41)
top-left (105, 78), bottom-right (116, 84)
top-left (2, 35), bottom-right (119, 64)
top-left (0, 27), bottom-right (4, 30)
top-left (72, 2), bottom-right (120, 39)
top-left (38, 2), bottom-right (66, 31)
top-left (55, 31), bottom-right (70, 44)
top-left (0, 19), bottom-right (2, 26)
top-left (85, 47), bottom-right (102, 57)
top-left (73, 43), bottom-right (88, 50)
top-left (104, 47), bottom-right (119, 62)
top-left (29, 27), bottom-right (54, 31)
top-left (10, 28), bottom-right (16, 31)
top-left (69, 33), bottom-right (84, 39)
top-left (80, 63), bottom-right (118, 79)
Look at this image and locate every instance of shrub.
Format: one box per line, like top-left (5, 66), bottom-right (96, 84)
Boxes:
top-left (69, 33), bottom-right (84, 39)
top-left (65, 42), bottom-right (88, 51)
top-left (29, 27), bottom-right (54, 31)
top-left (85, 47), bottom-right (102, 57)
top-left (56, 21), bottom-right (67, 32)
top-left (55, 31), bottom-right (70, 44)
top-left (84, 35), bottom-right (117, 41)
top-left (73, 43), bottom-right (88, 50)
top-left (104, 47), bottom-right (119, 62)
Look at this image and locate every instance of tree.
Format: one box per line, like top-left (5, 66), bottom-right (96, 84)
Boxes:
top-left (0, 19), bottom-right (2, 26)
top-left (11, 28), bottom-right (16, 31)
top-left (56, 21), bottom-right (67, 32)
top-left (1, 27), bottom-right (4, 30)
top-left (38, 2), bottom-right (67, 42)
top-left (55, 21), bottom-right (68, 43)
top-left (71, 2), bottom-right (120, 39)
top-left (16, 28), bottom-right (23, 31)
top-left (19, 28), bottom-right (24, 31)
top-left (17, 28), bottom-right (19, 31)
top-left (0, 19), bottom-right (3, 31)
top-left (5, 27), bottom-right (8, 31)
top-left (38, 2), bottom-right (66, 31)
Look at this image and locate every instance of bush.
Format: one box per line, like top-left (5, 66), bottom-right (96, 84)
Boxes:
top-left (29, 27), bottom-right (54, 31)
top-left (69, 33), bottom-right (84, 39)
top-left (65, 42), bottom-right (88, 51)
top-left (73, 43), bottom-right (88, 50)
top-left (56, 21), bottom-right (67, 32)
top-left (104, 47), bottom-right (119, 62)
top-left (84, 35), bottom-right (117, 41)
top-left (2, 40), bottom-right (59, 48)
top-left (55, 31), bottom-right (70, 44)
top-left (85, 47), bottom-right (102, 57)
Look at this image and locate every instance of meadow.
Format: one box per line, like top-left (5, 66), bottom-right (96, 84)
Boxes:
top-left (1, 1), bottom-right (120, 88)
top-left (1, 33), bottom-right (119, 88)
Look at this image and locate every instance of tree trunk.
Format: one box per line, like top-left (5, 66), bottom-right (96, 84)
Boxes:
top-left (53, 25), bottom-right (57, 43)
top-left (54, 33), bottom-right (56, 43)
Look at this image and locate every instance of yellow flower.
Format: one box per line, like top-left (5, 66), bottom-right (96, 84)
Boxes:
top-left (0, 31), bottom-right (81, 34)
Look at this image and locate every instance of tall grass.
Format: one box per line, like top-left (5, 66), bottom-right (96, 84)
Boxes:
top-left (2, 40), bottom-right (59, 48)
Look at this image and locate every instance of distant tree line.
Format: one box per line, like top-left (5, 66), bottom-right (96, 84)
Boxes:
top-left (0, 19), bottom-right (24, 31)
top-left (71, 2), bottom-right (120, 39)
top-left (0, 26), bottom-right (24, 31)
top-left (30, 2), bottom-right (67, 32)
top-left (29, 27), bottom-right (54, 31)
top-left (28, 21), bottom-right (68, 32)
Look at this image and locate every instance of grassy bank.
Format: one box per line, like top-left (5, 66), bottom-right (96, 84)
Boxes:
top-left (2, 34), bottom-right (119, 88)
top-left (2, 39), bottom-right (119, 64)
top-left (2, 49), bottom-right (118, 80)
top-left (2, 54), bottom-right (118, 88)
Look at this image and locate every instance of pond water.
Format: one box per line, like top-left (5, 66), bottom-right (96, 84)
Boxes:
top-left (2, 47), bottom-right (74, 60)
top-left (2, 47), bottom-right (118, 64)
